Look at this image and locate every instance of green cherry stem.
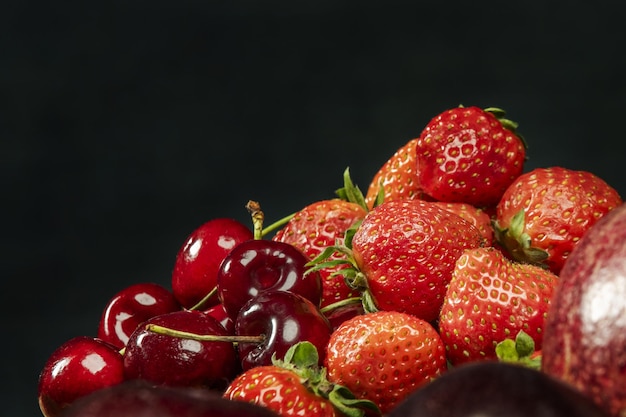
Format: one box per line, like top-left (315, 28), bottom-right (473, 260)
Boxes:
top-left (187, 286), bottom-right (218, 311)
top-left (146, 324), bottom-right (266, 345)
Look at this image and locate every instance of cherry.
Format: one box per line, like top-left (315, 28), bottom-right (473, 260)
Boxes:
top-left (217, 239), bottom-right (323, 320)
top-left (123, 309), bottom-right (240, 389)
top-left (97, 282), bottom-right (181, 350)
top-left (235, 290), bottom-right (332, 371)
top-left (59, 379), bottom-right (281, 417)
top-left (171, 218), bottom-right (253, 310)
top-left (321, 297), bottom-right (365, 331)
top-left (204, 303), bottom-right (235, 334)
top-left (38, 336), bottom-right (125, 417)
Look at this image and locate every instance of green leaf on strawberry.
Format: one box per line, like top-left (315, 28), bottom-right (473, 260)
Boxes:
top-left (496, 330), bottom-right (542, 370)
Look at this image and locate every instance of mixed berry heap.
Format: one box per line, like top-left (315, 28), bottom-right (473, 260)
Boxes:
top-left (38, 105), bottom-right (625, 417)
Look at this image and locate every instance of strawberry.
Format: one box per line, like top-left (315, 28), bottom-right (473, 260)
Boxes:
top-left (438, 246), bottom-right (559, 366)
top-left (493, 166), bottom-right (622, 275)
top-left (349, 199), bottom-right (485, 322)
top-left (364, 138), bottom-right (429, 209)
top-left (415, 106), bottom-right (526, 207)
top-left (432, 201), bottom-right (494, 246)
top-left (325, 310), bottom-right (448, 414)
top-left (224, 341), bottom-right (380, 417)
top-left (272, 168), bottom-right (369, 310)
top-left (272, 198), bottom-right (367, 309)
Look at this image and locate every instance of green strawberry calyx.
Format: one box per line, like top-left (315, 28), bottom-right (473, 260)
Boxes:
top-left (273, 342), bottom-right (381, 417)
top-left (492, 209), bottom-right (549, 267)
top-left (484, 106), bottom-right (528, 151)
top-left (495, 330), bottom-right (542, 370)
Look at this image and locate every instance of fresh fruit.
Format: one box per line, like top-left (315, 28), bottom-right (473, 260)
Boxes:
top-left (415, 106), bottom-right (526, 207)
top-left (97, 282), bottom-right (181, 350)
top-left (349, 199), bottom-right (485, 322)
top-left (217, 239), bottom-right (323, 320)
top-left (272, 198), bottom-right (366, 309)
top-left (204, 303), bottom-right (235, 334)
top-left (59, 379), bottom-right (281, 417)
top-left (38, 336), bottom-right (125, 417)
top-left (494, 166), bottom-right (622, 275)
top-left (123, 309), bottom-right (239, 389)
top-left (386, 361), bottom-right (611, 417)
top-left (171, 218), bottom-right (253, 309)
top-left (364, 138), bottom-right (427, 209)
top-left (432, 201), bottom-right (494, 246)
top-left (542, 202), bottom-right (626, 417)
top-left (235, 290), bottom-right (332, 371)
top-left (438, 246), bottom-right (559, 365)
top-left (325, 310), bottom-right (447, 414)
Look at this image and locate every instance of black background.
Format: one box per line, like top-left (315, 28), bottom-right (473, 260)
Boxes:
top-left (4, 1), bottom-right (625, 415)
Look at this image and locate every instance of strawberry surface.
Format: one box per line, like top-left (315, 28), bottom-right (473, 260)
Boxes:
top-left (364, 138), bottom-right (428, 209)
top-left (273, 199), bottom-right (367, 308)
top-left (325, 310), bottom-right (447, 414)
top-left (494, 166), bottom-right (622, 275)
top-left (351, 199), bottom-right (485, 322)
top-left (438, 246), bottom-right (559, 366)
top-left (416, 106), bottom-right (526, 207)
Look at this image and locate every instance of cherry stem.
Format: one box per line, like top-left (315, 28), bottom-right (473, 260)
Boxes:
top-left (246, 200), bottom-right (265, 240)
top-left (146, 324), bottom-right (266, 345)
top-left (261, 213), bottom-right (295, 237)
top-left (187, 286), bottom-right (218, 311)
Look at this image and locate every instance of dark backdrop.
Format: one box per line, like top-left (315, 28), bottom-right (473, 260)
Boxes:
top-left (4, 1), bottom-right (625, 415)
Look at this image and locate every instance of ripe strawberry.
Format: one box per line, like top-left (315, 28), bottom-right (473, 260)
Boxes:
top-left (224, 342), bottom-right (379, 417)
top-left (416, 106), bottom-right (526, 207)
top-left (325, 310), bottom-right (448, 414)
top-left (364, 138), bottom-right (430, 209)
top-left (272, 199), bottom-right (367, 309)
top-left (432, 201), bottom-right (494, 246)
top-left (493, 166), bottom-right (622, 275)
top-left (350, 199), bottom-right (485, 322)
top-left (438, 246), bottom-right (559, 366)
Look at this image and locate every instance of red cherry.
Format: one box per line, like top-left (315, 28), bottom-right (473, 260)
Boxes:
top-left (123, 310), bottom-right (240, 389)
top-left (97, 282), bottom-right (181, 350)
top-left (38, 336), bottom-right (124, 417)
top-left (217, 239), bottom-right (322, 320)
top-left (172, 218), bottom-right (253, 310)
top-left (204, 303), bottom-right (235, 334)
top-left (235, 290), bottom-right (332, 371)
top-left (322, 298), bottom-right (365, 331)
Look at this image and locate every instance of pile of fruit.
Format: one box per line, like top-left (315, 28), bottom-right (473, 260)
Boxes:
top-left (38, 106), bottom-right (626, 417)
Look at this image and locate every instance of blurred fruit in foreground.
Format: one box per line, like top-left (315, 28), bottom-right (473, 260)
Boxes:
top-left (542, 202), bottom-right (626, 417)
top-left (387, 361), bottom-right (610, 417)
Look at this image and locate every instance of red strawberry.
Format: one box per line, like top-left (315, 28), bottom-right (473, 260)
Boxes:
top-left (325, 310), bottom-right (448, 414)
top-left (438, 246), bottom-right (559, 366)
top-left (350, 199), bottom-right (485, 322)
top-left (493, 166), bottom-right (622, 275)
top-left (416, 106), bottom-right (526, 207)
top-left (272, 198), bottom-right (367, 309)
top-left (364, 138), bottom-right (430, 209)
top-left (432, 201), bottom-right (494, 246)
top-left (224, 341), bottom-right (379, 417)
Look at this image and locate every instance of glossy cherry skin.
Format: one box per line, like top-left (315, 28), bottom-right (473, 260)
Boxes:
top-left (204, 303), bottom-right (235, 335)
top-left (123, 310), bottom-right (239, 389)
top-left (235, 290), bottom-right (332, 371)
top-left (172, 218), bottom-right (253, 309)
top-left (97, 282), bottom-right (181, 350)
top-left (217, 239), bottom-right (323, 320)
top-left (323, 300), bottom-right (365, 332)
top-left (38, 336), bottom-right (125, 417)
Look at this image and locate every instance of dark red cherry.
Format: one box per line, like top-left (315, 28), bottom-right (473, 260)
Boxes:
top-left (322, 298), bottom-right (365, 331)
top-left (172, 218), bottom-right (253, 310)
top-left (235, 290), bottom-right (332, 371)
top-left (97, 282), bottom-right (181, 350)
top-left (38, 336), bottom-right (125, 417)
top-left (217, 239), bottom-right (322, 320)
top-left (204, 303), bottom-right (235, 335)
top-left (123, 310), bottom-right (239, 389)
